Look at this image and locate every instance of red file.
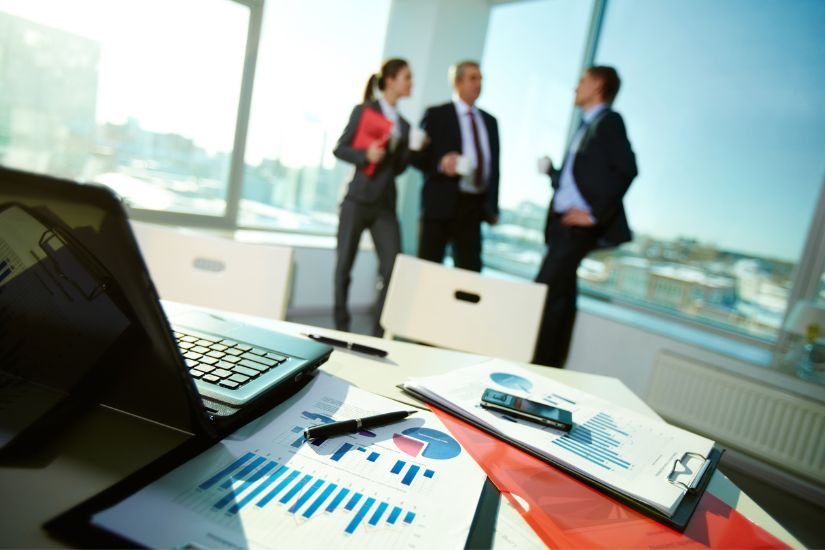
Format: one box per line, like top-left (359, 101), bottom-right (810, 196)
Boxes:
top-left (431, 406), bottom-right (789, 549)
top-left (352, 107), bottom-right (392, 177)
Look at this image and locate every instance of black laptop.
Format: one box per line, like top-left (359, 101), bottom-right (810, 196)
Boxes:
top-left (0, 166), bottom-right (332, 453)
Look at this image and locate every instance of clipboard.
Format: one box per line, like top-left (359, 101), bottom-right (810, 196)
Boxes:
top-left (404, 386), bottom-right (723, 532)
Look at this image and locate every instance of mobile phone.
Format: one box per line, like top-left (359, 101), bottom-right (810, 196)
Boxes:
top-left (480, 388), bottom-right (573, 431)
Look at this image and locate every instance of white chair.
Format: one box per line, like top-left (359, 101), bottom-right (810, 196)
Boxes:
top-left (130, 221), bottom-right (293, 320)
top-left (380, 254), bottom-right (548, 363)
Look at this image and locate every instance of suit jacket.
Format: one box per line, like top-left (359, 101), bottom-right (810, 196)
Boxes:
top-left (546, 109), bottom-right (637, 247)
top-left (334, 101), bottom-right (411, 206)
top-left (411, 102), bottom-right (500, 221)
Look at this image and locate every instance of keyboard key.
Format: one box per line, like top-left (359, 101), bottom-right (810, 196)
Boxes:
top-left (240, 353), bottom-right (278, 367)
top-left (202, 374), bottom-right (220, 383)
top-left (231, 365), bottom-right (259, 377)
top-left (189, 369), bottom-right (204, 379)
top-left (225, 348), bottom-right (243, 356)
top-left (250, 347), bottom-right (268, 356)
top-left (184, 352), bottom-right (204, 361)
top-left (196, 364), bottom-right (215, 373)
top-left (238, 359), bottom-right (270, 372)
top-left (236, 344), bottom-right (252, 351)
top-left (216, 360), bottom-right (238, 370)
top-left (265, 352), bottom-right (288, 362)
top-left (220, 339), bottom-right (238, 346)
top-left (184, 358), bottom-right (200, 368)
top-left (181, 335), bottom-right (198, 343)
top-left (213, 368), bottom-right (233, 378)
top-left (229, 373), bottom-right (250, 384)
top-left (223, 355), bottom-right (242, 364)
top-left (219, 379), bottom-right (240, 389)
top-left (178, 342), bottom-right (195, 350)
top-left (200, 357), bottom-right (219, 366)
top-left (191, 345), bottom-right (209, 354)
top-left (195, 339), bottom-right (215, 346)
top-left (206, 350), bottom-right (226, 359)
top-left (210, 344), bottom-right (228, 352)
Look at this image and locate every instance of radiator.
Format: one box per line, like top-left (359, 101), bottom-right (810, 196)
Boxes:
top-left (646, 351), bottom-right (825, 484)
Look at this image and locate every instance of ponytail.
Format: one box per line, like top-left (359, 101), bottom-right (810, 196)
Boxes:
top-left (363, 73), bottom-right (379, 103)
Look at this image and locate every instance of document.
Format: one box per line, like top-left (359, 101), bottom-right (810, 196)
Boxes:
top-left (404, 359), bottom-right (716, 517)
top-left (352, 107), bottom-right (392, 177)
top-left (93, 373), bottom-right (486, 549)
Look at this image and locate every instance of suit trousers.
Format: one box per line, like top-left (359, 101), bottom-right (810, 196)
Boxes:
top-left (334, 198), bottom-right (401, 335)
top-left (533, 217), bottom-right (599, 367)
top-left (418, 192), bottom-right (484, 272)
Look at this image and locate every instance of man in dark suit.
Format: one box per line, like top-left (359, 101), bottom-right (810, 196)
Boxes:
top-left (534, 65), bottom-right (638, 367)
top-left (411, 61), bottom-right (500, 272)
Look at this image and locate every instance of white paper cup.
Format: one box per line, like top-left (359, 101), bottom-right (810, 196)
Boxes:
top-left (408, 127), bottom-right (426, 151)
top-left (455, 155), bottom-right (472, 176)
top-left (537, 156), bottom-right (552, 175)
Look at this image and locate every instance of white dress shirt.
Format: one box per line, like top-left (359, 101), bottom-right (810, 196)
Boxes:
top-left (453, 97), bottom-right (492, 194)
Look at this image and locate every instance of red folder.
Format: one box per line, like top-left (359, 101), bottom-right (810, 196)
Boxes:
top-left (431, 407), bottom-right (790, 549)
top-left (352, 107), bottom-right (392, 177)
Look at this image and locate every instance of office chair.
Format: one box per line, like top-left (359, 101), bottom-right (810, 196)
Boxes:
top-left (380, 254), bottom-right (547, 363)
top-left (130, 221), bottom-right (293, 320)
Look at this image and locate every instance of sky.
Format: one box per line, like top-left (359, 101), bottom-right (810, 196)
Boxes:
top-left (480, 0), bottom-right (825, 263)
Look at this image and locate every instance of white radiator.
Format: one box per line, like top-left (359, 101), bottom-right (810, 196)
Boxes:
top-left (646, 351), bottom-right (825, 484)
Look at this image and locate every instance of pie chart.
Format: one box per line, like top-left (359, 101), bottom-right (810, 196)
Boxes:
top-left (490, 372), bottom-right (533, 392)
top-left (392, 427), bottom-right (461, 460)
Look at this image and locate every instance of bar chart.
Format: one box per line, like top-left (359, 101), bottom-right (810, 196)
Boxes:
top-left (553, 412), bottom-right (632, 471)
top-left (189, 450), bottom-right (419, 536)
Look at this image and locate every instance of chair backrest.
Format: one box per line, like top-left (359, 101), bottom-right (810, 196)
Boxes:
top-left (130, 221), bottom-right (293, 320)
top-left (380, 254), bottom-right (548, 363)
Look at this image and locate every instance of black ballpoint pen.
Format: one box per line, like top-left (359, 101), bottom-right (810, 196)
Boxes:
top-left (302, 333), bottom-right (388, 358)
top-left (304, 410), bottom-right (418, 440)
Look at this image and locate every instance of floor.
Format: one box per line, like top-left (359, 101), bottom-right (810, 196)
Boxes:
top-left (287, 309), bottom-right (825, 548)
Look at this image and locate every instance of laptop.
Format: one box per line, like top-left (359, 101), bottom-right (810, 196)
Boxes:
top-left (0, 166), bottom-right (333, 453)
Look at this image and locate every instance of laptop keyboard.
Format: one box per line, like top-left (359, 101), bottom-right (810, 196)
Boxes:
top-left (174, 330), bottom-right (289, 390)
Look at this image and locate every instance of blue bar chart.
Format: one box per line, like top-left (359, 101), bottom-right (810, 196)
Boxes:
top-left (194, 451), bottom-right (419, 536)
top-left (553, 412), bottom-right (632, 471)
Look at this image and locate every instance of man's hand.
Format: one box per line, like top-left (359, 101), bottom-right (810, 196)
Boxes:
top-left (561, 208), bottom-right (595, 227)
top-left (366, 142), bottom-right (386, 164)
top-left (439, 152), bottom-right (461, 177)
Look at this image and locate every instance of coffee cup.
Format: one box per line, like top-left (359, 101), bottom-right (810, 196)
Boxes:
top-left (408, 127), bottom-right (426, 151)
top-left (455, 155), bottom-right (472, 177)
top-left (537, 156), bottom-right (552, 175)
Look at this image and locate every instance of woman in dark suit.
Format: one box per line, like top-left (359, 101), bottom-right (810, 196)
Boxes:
top-left (333, 58), bottom-right (413, 335)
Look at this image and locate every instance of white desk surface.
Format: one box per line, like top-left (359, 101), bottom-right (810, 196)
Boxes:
top-left (0, 307), bottom-right (802, 548)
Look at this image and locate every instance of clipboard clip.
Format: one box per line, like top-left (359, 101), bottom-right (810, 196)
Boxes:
top-left (667, 451), bottom-right (711, 493)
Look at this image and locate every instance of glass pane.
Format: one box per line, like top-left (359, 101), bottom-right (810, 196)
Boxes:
top-left (479, 0), bottom-right (595, 277)
top-left (588, 0), bottom-right (825, 341)
top-left (240, 0), bottom-right (391, 234)
top-left (0, 0), bottom-right (248, 216)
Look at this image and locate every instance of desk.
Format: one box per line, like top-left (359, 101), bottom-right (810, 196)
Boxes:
top-left (0, 307), bottom-right (802, 548)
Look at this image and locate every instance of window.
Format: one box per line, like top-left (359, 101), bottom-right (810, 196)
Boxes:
top-left (588, 0), bottom-right (825, 341)
top-left (479, 0), bottom-right (595, 278)
top-left (239, 0), bottom-right (391, 234)
top-left (0, 0), bottom-right (249, 216)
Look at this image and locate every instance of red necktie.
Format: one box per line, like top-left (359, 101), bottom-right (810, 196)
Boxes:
top-left (468, 111), bottom-right (484, 188)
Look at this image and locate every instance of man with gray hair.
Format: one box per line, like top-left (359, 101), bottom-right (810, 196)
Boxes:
top-left (411, 60), bottom-right (500, 272)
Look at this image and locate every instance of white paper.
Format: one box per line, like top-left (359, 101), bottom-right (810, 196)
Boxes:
top-left (93, 373), bottom-right (486, 549)
top-left (405, 359), bottom-right (716, 516)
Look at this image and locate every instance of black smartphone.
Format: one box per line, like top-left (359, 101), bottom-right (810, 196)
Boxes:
top-left (480, 388), bottom-right (573, 431)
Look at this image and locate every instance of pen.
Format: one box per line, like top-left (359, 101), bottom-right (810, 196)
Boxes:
top-left (304, 410), bottom-right (417, 440)
top-left (302, 333), bottom-right (388, 358)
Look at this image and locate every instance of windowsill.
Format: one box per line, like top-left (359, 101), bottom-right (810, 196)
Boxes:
top-left (576, 295), bottom-right (825, 403)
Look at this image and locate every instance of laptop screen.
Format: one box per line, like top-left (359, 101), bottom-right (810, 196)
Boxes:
top-left (0, 167), bottom-right (207, 454)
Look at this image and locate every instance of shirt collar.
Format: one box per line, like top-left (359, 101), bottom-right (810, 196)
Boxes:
top-left (452, 95), bottom-right (477, 117)
top-left (378, 97), bottom-right (397, 119)
top-left (583, 103), bottom-right (608, 124)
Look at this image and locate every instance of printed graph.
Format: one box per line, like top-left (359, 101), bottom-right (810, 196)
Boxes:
top-left (553, 412), bottom-right (632, 471)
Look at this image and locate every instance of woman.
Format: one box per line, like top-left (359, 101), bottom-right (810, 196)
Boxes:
top-left (333, 58), bottom-right (413, 335)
